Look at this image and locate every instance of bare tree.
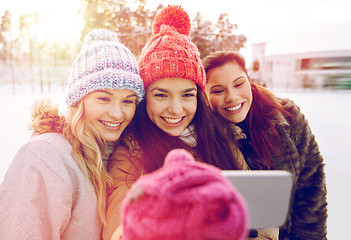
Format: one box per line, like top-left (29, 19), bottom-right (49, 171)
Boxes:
top-left (1, 11), bottom-right (16, 94)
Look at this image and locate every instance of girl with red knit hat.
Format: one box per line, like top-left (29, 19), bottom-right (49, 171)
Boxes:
top-left (103, 5), bottom-right (249, 240)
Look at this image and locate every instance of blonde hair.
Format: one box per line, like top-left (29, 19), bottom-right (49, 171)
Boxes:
top-left (63, 102), bottom-right (112, 224)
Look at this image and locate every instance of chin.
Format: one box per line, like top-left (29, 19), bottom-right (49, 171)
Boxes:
top-left (103, 134), bottom-right (121, 142)
top-left (166, 131), bottom-right (181, 137)
top-left (167, 128), bottom-right (185, 137)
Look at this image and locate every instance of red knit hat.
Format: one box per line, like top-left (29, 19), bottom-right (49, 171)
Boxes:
top-left (121, 149), bottom-right (248, 240)
top-left (138, 5), bottom-right (206, 92)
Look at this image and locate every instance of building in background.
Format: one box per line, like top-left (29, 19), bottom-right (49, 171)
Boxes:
top-left (250, 45), bottom-right (351, 89)
top-left (249, 42), bottom-right (266, 86)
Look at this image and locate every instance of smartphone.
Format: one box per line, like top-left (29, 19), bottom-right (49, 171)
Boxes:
top-left (222, 170), bottom-right (294, 229)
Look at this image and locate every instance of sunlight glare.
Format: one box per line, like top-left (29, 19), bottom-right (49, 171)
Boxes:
top-left (3, 0), bottom-right (84, 46)
top-left (35, 13), bottom-right (83, 44)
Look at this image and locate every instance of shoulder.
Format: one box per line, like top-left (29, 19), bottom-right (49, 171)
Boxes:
top-left (20, 133), bottom-right (72, 165)
top-left (277, 98), bottom-right (309, 131)
top-left (1, 133), bottom-right (76, 199)
top-left (1, 133), bottom-right (90, 206)
top-left (31, 132), bottom-right (70, 147)
top-left (110, 145), bottom-right (132, 162)
top-left (108, 144), bottom-right (142, 182)
top-left (0, 134), bottom-right (99, 239)
top-left (120, 130), bottom-right (143, 159)
top-left (109, 144), bottom-right (142, 172)
top-left (17, 132), bottom-right (70, 155)
top-left (279, 98), bottom-right (303, 118)
top-left (9, 133), bottom-right (80, 185)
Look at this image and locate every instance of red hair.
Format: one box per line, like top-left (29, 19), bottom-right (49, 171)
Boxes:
top-left (247, 83), bottom-right (291, 167)
top-left (203, 51), bottom-right (292, 168)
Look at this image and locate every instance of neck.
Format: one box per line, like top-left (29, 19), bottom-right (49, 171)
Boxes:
top-left (178, 125), bottom-right (197, 148)
top-left (102, 141), bottom-right (118, 169)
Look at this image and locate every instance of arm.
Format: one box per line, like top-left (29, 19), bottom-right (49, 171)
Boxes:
top-left (285, 101), bottom-right (327, 239)
top-left (0, 139), bottom-right (73, 239)
top-left (103, 145), bottom-right (141, 240)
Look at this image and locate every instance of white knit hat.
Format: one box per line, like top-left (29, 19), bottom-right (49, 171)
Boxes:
top-left (66, 29), bottom-right (144, 106)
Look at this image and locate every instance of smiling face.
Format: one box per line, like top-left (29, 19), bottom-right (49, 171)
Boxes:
top-left (205, 62), bottom-right (252, 123)
top-left (82, 88), bottom-right (137, 142)
top-left (146, 78), bottom-right (197, 137)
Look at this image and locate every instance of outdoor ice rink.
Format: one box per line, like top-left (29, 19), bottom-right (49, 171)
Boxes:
top-left (1, 86), bottom-right (350, 239)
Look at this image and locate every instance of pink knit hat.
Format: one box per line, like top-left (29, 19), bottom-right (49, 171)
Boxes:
top-left (138, 5), bottom-right (206, 92)
top-left (66, 29), bottom-right (144, 106)
top-left (121, 149), bottom-right (248, 240)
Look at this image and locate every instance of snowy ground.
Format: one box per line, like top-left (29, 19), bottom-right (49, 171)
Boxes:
top-left (0, 84), bottom-right (350, 239)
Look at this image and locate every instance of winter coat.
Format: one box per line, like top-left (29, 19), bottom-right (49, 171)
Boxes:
top-left (103, 126), bottom-right (208, 239)
top-left (104, 125), bottom-right (266, 240)
top-left (231, 98), bottom-right (327, 240)
top-left (0, 101), bottom-right (102, 239)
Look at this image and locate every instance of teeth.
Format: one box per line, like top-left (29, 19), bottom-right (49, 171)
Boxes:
top-left (101, 121), bottom-right (121, 127)
top-left (226, 104), bottom-right (242, 111)
top-left (163, 117), bottom-right (182, 124)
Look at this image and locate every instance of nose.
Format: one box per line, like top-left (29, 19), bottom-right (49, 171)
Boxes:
top-left (225, 88), bottom-right (238, 103)
top-left (108, 103), bottom-right (123, 119)
top-left (168, 98), bottom-right (183, 115)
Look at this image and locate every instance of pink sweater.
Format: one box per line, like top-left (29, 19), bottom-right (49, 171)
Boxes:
top-left (0, 133), bottom-right (102, 239)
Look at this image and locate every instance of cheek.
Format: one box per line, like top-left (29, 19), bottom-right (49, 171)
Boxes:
top-left (125, 106), bottom-right (136, 121)
top-left (83, 103), bottom-right (96, 122)
top-left (189, 103), bottom-right (197, 116)
top-left (247, 87), bottom-right (253, 102)
top-left (208, 96), bottom-right (223, 111)
top-left (185, 99), bottom-right (197, 117)
top-left (146, 100), bottom-right (160, 119)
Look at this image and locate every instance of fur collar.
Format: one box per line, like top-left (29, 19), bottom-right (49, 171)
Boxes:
top-left (29, 99), bottom-right (65, 136)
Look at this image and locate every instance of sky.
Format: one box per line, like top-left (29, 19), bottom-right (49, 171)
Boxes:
top-left (1, 0), bottom-right (351, 63)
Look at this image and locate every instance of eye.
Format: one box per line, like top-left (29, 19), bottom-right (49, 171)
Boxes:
top-left (183, 93), bottom-right (196, 98)
top-left (123, 99), bottom-right (136, 104)
top-left (98, 97), bottom-right (110, 102)
top-left (234, 78), bottom-right (247, 88)
top-left (154, 93), bottom-right (167, 98)
top-left (211, 89), bottom-right (224, 94)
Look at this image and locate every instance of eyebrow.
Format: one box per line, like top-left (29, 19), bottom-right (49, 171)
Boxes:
top-left (94, 90), bottom-right (138, 98)
top-left (209, 76), bottom-right (245, 90)
top-left (94, 90), bottom-right (113, 95)
top-left (150, 87), bottom-right (197, 93)
top-left (184, 87), bottom-right (197, 92)
top-left (125, 93), bottom-right (138, 98)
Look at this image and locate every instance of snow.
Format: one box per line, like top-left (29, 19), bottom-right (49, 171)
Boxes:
top-left (0, 85), bottom-right (350, 239)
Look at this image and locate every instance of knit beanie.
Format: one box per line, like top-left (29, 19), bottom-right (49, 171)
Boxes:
top-left (66, 29), bottom-right (144, 106)
top-left (121, 149), bottom-right (248, 240)
top-left (138, 5), bottom-right (206, 92)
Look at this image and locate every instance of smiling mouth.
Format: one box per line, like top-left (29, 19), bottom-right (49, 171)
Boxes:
top-left (225, 103), bottom-right (242, 111)
top-left (162, 116), bottom-right (183, 124)
top-left (100, 120), bottom-right (122, 128)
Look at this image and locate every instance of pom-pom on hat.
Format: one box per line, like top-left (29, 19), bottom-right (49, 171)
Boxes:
top-left (121, 149), bottom-right (249, 240)
top-left (66, 29), bottom-right (144, 106)
top-left (138, 5), bottom-right (206, 92)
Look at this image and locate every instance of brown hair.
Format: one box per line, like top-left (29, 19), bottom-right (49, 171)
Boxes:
top-left (203, 51), bottom-right (248, 79)
top-left (133, 87), bottom-right (244, 173)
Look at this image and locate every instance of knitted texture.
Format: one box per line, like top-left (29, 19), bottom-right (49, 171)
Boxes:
top-left (122, 149), bottom-right (248, 240)
top-left (138, 5), bottom-right (206, 92)
top-left (66, 29), bottom-right (144, 106)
